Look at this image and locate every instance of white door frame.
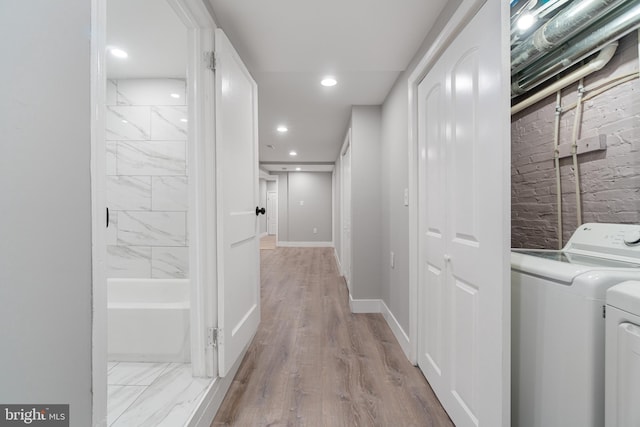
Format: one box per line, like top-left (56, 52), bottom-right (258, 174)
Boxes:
top-left (267, 190), bottom-right (278, 236)
top-left (339, 130), bottom-right (352, 285)
top-left (90, 0), bottom-right (218, 423)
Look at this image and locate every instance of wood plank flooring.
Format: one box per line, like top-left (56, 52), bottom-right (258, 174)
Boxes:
top-left (212, 247), bottom-right (453, 427)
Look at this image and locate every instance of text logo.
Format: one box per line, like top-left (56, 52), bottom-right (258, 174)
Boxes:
top-left (0, 405), bottom-right (68, 426)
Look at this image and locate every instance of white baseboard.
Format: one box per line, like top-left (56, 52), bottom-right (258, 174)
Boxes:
top-left (333, 248), bottom-right (342, 274)
top-left (348, 294), bottom-right (411, 360)
top-left (187, 342), bottom-right (247, 427)
top-left (348, 293), bottom-right (382, 313)
top-left (380, 301), bottom-right (411, 360)
top-left (277, 241), bottom-right (334, 248)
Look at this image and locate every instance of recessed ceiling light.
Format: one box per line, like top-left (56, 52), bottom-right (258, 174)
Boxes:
top-left (517, 13), bottom-right (537, 31)
top-left (170, 93), bottom-right (181, 99)
top-left (180, 118), bottom-right (188, 123)
top-left (121, 119), bottom-right (128, 124)
top-left (296, 167), bottom-right (301, 171)
top-left (289, 151), bottom-right (297, 156)
top-left (321, 77), bottom-right (337, 87)
top-left (109, 48), bottom-right (128, 59)
top-left (277, 125), bottom-right (288, 133)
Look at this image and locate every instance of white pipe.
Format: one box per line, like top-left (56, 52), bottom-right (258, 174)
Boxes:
top-left (553, 91), bottom-right (563, 249)
top-left (511, 42), bottom-right (618, 115)
top-left (571, 79), bottom-right (585, 228)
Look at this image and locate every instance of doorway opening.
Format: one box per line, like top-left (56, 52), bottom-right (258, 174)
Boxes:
top-left (92, 0), bottom-right (220, 424)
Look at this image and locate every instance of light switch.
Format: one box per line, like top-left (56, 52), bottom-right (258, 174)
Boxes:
top-left (404, 188), bottom-right (409, 206)
top-left (313, 227), bottom-right (317, 234)
top-left (390, 251), bottom-right (395, 268)
top-left (300, 200), bottom-right (304, 206)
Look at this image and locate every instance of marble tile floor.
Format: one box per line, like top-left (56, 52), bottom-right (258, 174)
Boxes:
top-left (107, 362), bottom-right (211, 427)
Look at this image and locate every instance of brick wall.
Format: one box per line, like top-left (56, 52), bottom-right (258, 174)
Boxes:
top-left (511, 32), bottom-right (640, 249)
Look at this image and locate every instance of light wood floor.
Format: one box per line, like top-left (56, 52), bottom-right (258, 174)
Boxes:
top-left (260, 234), bottom-right (276, 250)
top-left (212, 247), bottom-right (453, 427)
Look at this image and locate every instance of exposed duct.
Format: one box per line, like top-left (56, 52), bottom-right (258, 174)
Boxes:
top-left (512, 0), bottom-right (640, 96)
top-left (511, 0), bottom-right (627, 74)
top-left (511, 42), bottom-right (618, 114)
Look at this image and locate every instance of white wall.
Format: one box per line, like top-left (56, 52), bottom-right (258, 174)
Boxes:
top-left (351, 106), bottom-right (383, 300)
top-left (378, 0), bottom-right (463, 332)
top-left (273, 172), bottom-right (333, 243)
top-left (0, 1), bottom-right (93, 425)
top-left (288, 172), bottom-right (332, 242)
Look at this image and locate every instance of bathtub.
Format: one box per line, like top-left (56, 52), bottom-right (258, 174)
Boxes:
top-left (108, 278), bottom-right (190, 363)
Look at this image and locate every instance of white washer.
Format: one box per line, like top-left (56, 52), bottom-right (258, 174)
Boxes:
top-left (511, 223), bottom-right (640, 427)
top-left (605, 280), bottom-right (640, 427)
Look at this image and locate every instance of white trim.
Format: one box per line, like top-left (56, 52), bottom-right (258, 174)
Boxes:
top-left (339, 129), bottom-right (352, 288)
top-left (90, 0), bottom-right (108, 424)
top-left (380, 301), bottom-right (411, 360)
top-left (186, 341), bottom-right (248, 427)
top-left (167, 0), bottom-right (218, 379)
top-left (333, 248), bottom-right (342, 275)
top-left (277, 241), bottom-right (334, 248)
top-left (348, 294), bottom-right (383, 313)
top-left (407, 0), bottom-right (487, 366)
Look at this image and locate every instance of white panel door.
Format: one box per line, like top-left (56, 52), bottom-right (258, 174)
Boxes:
top-left (341, 136), bottom-right (352, 290)
top-left (267, 191), bottom-right (277, 235)
top-left (215, 28), bottom-right (260, 377)
top-left (417, 2), bottom-right (507, 426)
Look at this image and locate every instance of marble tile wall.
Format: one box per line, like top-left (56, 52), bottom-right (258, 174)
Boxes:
top-left (106, 79), bottom-right (189, 279)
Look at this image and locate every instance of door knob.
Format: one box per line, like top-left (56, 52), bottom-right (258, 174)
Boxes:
top-left (255, 206), bottom-right (266, 216)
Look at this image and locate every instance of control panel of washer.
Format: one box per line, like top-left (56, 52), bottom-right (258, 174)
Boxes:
top-left (565, 223), bottom-right (640, 263)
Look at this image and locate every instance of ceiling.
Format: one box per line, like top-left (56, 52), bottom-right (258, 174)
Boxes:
top-left (209, 0), bottom-right (448, 165)
top-left (107, 0), bottom-right (449, 168)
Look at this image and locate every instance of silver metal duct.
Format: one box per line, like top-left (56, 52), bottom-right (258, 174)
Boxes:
top-left (512, 0), bottom-right (640, 96)
top-left (511, 0), bottom-right (628, 74)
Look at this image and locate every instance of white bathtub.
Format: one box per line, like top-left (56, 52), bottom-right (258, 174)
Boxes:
top-left (108, 278), bottom-right (190, 363)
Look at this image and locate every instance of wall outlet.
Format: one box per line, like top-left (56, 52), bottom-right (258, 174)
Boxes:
top-left (390, 251), bottom-right (395, 268)
top-left (313, 227), bottom-right (317, 234)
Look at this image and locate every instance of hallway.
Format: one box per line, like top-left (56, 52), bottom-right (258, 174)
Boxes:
top-left (212, 247), bottom-right (453, 426)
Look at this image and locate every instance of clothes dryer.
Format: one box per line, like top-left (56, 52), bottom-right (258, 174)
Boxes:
top-left (605, 280), bottom-right (640, 427)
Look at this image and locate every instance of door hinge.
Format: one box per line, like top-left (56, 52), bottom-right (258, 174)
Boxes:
top-left (603, 305), bottom-right (606, 319)
top-left (205, 51), bottom-right (215, 71)
top-left (207, 327), bottom-right (221, 348)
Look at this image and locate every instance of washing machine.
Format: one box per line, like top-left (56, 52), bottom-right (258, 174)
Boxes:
top-left (511, 223), bottom-right (640, 427)
top-left (605, 280), bottom-right (640, 427)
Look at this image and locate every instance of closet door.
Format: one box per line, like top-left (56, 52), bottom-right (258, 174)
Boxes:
top-left (417, 1), bottom-right (509, 426)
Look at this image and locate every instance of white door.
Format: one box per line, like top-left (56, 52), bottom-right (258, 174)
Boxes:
top-left (267, 191), bottom-right (277, 235)
top-left (417, 2), bottom-right (508, 426)
top-left (215, 28), bottom-right (260, 377)
top-left (340, 135), bottom-right (352, 290)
